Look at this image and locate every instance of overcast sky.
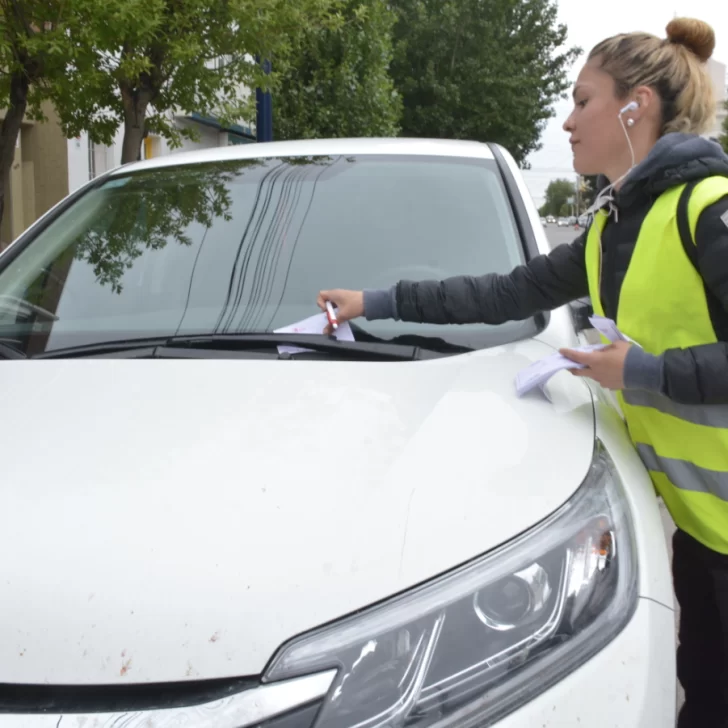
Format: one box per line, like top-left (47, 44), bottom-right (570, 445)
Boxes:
top-left (522, 1), bottom-right (728, 207)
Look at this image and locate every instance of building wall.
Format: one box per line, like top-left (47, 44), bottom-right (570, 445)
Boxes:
top-left (67, 136), bottom-right (90, 194)
top-left (1, 132), bottom-right (22, 247)
top-left (172, 120), bottom-right (223, 152)
top-left (0, 101), bottom-right (70, 248)
top-left (21, 102), bottom-right (71, 217)
top-left (706, 57), bottom-right (727, 140)
top-left (68, 126), bottom-right (125, 194)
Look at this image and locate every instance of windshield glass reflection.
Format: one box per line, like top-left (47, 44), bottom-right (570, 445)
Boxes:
top-left (0, 154), bottom-right (532, 356)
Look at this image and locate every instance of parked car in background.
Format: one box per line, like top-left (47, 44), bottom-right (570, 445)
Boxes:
top-left (0, 137), bottom-right (675, 727)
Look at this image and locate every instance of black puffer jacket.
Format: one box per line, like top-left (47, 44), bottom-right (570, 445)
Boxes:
top-left (363, 133), bottom-right (728, 405)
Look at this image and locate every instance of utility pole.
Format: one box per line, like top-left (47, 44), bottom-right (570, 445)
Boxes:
top-left (255, 57), bottom-right (273, 142)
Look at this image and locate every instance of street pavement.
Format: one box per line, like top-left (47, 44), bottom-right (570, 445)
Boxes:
top-left (544, 222), bottom-right (583, 249)
top-left (545, 222), bottom-right (683, 715)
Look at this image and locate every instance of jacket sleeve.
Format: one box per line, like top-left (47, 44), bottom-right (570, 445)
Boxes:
top-left (365, 233), bottom-right (589, 325)
top-left (626, 195), bottom-right (728, 404)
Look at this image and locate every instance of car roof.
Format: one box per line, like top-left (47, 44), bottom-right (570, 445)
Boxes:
top-left (113, 137), bottom-right (495, 175)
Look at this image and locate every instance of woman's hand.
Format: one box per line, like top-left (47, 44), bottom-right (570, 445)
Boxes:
top-left (559, 340), bottom-right (632, 390)
top-left (317, 289), bottom-right (365, 335)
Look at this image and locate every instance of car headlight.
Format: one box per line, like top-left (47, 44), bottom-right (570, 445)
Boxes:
top-left (264, 440), bottom-right (638, 728)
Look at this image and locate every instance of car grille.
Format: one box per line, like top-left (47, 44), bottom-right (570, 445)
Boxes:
top-left (0, 677), bottom-right (257, 713)
top-left (0, 671), bottom-right (333, 728)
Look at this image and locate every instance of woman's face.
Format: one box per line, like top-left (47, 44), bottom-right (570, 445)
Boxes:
top-left (562, 60), bottom-right (635, 178)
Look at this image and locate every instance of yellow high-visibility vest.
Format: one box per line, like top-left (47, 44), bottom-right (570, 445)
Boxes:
top-left (585, 176), bottom-right (728, 553)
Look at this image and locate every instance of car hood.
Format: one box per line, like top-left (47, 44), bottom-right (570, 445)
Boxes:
top-left (0, 338), bottom-right (595, 685)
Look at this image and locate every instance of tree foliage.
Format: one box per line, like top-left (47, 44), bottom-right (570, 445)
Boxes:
top-left (274, 0), bottom-right (401, 140)
top-left (720, 100), bottom-right (728, 155)
top-left (539, 178), bottom-right (575, 218)
top-left (579, 174), bottom-right (599, 209)
top-left (388, 0), bottom-right (581, 166)
top-left (0, 0), bottom-right (583, 239)
top-left (0, 0), bottom-right (104, 233)
top-left (70, 163), bottom-right (243, 294)
top-left (52, 0), bottom-right (338, 163)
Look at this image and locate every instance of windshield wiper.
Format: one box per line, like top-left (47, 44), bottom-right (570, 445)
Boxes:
top-left (347, 322), bottom-right (474, 354)
top-left (32, 338), bottom-right (164, 359)
top-left (164, 333), bottom-right (424, 360)
top-left (32, 333), bottom-right (426, 361)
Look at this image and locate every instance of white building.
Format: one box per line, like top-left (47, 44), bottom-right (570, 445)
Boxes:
top-left (68, 109), bottom-right (256, 194)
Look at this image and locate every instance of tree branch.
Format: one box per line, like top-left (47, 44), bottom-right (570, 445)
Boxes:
top-left (8, 0), bottom-right (35, 38)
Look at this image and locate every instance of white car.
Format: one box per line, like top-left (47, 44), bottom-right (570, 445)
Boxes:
top-left (0, 138), bottom-right (675, 727)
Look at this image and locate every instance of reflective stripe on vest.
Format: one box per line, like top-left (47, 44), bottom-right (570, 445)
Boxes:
top-left (584, 175), bottom-right (728, 554)
top-left (637, 444), bottom-right (728, 501)
top-left (622, 389), bottom-right (728, 429)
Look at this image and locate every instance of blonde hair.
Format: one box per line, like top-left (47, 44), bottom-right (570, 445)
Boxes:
top-left (588, 18), bottom-right (717, 136)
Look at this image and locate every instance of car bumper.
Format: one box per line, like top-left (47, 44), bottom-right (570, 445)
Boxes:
top-left (497, 597), bottom-right (676, 727)
top-left (0, 598), bottom-right (676, 728)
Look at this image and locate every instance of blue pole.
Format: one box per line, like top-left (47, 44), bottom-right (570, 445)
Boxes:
top-left (255, 58), bottom-right (273, 142)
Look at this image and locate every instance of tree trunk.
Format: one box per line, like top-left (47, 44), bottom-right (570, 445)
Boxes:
top-left (120, 85), bottom-right (154, 164)
top-left (121, 121), bottom-right (146, 164)
top-left (0, 72), bottom-right (30, 236)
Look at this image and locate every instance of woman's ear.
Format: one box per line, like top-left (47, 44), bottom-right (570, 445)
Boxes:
top-left (632, 86), bottom-right (657, 116)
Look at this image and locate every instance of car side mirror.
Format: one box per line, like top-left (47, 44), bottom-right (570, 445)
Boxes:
top-left (569, 297), bottom-right (593, 333)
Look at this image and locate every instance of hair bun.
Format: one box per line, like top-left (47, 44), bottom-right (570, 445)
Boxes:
top-left (666, 17), bottom-right (715, 62)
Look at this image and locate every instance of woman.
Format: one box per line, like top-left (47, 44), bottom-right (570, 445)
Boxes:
top-left (317, 18), bottom-right (728, 728)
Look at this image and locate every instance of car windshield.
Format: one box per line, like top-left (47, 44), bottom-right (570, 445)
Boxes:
top-left (0, 153), bottom-right (536, 356)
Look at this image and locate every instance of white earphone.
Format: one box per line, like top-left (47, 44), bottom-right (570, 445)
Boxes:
top-left (619, 100), bottom-right (638, 128)
top-left (585, 102), bottom-right (640, 222)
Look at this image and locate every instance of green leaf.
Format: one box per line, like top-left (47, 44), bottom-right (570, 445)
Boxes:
top-left (274, 0), bottom-right (402, 140)
top-left (388, 0), bottom-right (581, 166)
top-left (45, 0), bottom-right (339, 162)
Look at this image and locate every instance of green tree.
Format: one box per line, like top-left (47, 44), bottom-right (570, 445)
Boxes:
top-left (71, 162), bottom-right (245, 294)
top-left (540, 178), bottom-right (574, 218)
top-left (579, 174), bottom-right (599, 210)
top-left (0, 0), bottom-right (104, 231)
top-left (275, 0), bottom-right (401, 140)
top-left (54, 0), bottom-right (337, 164)
top-left (720, 101), bottom-right (728, 155)
top-left (389, 0), bottom-right (581, 166)
top-left (19, 162), bottom-right (249, 315)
